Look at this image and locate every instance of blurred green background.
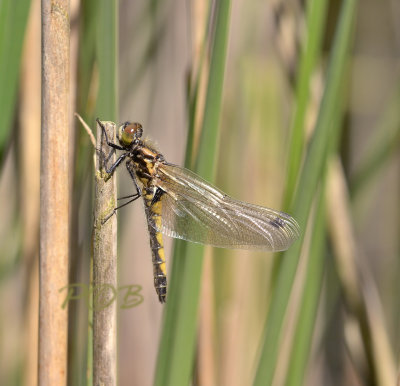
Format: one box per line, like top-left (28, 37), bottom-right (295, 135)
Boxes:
top-left (0, 0), bottom-right (399, 385)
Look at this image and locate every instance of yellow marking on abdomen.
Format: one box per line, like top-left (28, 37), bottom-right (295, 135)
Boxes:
top-left (144, 193), bottom-right (153, 201)
top-left (151, 201), bottom-right (162, 214)
top-left (154, 214), bottom-right (162, 230)
top-left (156, 231), bottom-right (163, 245)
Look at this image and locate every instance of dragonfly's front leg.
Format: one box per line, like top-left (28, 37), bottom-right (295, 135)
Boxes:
top-left (96, 118), bottom-right (127, 177)
top-left (96, 118), bottom-right (124, 151)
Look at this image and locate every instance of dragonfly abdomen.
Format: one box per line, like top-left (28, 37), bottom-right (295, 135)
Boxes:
top-left (143, 189), bottom-right (167, 303)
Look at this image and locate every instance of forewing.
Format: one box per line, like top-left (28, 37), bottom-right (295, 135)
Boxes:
top-left (153, 163), bottom-right (300, 252)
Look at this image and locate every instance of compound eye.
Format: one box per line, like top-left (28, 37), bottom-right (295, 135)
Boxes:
top-left (118, 122), bottom-right (143, 146)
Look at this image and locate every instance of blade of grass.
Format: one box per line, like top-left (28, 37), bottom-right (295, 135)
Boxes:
top-left (253, 0), bottom-right (358, 384)
top-left (185, 1), bottom-right (212, 167)
top-left (283, 0), bottom-right (329, 210)
top-left (154, 1), bottom-right (231, 385)
top-left (284, 53), bottom-right (350, 385)
top-left (39, 0), bottom-right (70, 384)
top-left (285, 181), bottom-right (326, 386)
top-left (76, 0), bottom-right (98, 121)
top-left (272, 0), bottom-right (328, 304)
top-left (95, 0), bottom-right (118, 121)
top-left (69, 1), bottom-right (99, 382)
top-left (0, 0), bottom-right (31, 162)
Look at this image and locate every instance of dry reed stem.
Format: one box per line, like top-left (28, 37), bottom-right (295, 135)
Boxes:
top-left (327, 156), bottom-right (396, 386)
top-left (93, 120), bottom-right (118, 386)
top-left (39, 0), bottom-right (70, 384)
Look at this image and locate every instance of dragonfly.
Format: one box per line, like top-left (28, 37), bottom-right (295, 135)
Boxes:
top-left (97, 118), bottom-right (300, 303)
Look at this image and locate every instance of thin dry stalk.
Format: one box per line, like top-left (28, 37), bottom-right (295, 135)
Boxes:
top-left (327, 156), bottom-right (396, 386)
top-left (39, 0), bottom-right (70, 384)
top-left (93, 120), bottom-right (118, 386)
top-left (75, 113), bottom-right (96, 147)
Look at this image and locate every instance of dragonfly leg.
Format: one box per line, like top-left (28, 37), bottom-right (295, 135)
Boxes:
top-left (105, 152), bottom-right (127, 175)
top-left (125, 159), bottom-right (143, 195)
top-left (118, 193), bottom-right (140, 200)
top-left (115, 193), bottom-right (141, 208)
top-left (102, 160), bottom-right (142, 224)
top-left (114, 177), bottom-right (142, 208)
top-left (96, 118), bottom-right (124, 151)
top-left (102, 194), bottom-right (141, 224)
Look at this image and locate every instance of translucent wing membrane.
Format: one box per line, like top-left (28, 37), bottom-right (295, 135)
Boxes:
top-left (154, 163), bottom-right (300, 252)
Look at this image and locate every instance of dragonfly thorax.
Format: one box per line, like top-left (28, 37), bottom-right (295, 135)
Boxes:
top-left (130, 143), bottom-right (164, 189)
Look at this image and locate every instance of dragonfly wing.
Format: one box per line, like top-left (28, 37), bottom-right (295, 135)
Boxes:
top-left (153, 163), bottom-right (300, 252)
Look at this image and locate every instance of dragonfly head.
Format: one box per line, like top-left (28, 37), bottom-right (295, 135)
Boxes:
top-left (118, 122), bottom-right (143, 147)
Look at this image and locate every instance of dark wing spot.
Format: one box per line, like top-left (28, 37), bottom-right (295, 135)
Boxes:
top-left (270, 216), bottom-right (285, 229)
